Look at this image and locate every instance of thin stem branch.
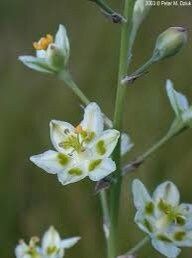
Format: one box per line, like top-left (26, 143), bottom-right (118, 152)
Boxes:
top-left (58, 70), bottom-right (113, 128)
top-left (123, 118), bottom-right (186, 175)
top-left (126, 237), bottom-right (149, 255)
top-left (88, 0), bottom-right (126, 23)
top-left (123, 133), bottom-right (173, 175)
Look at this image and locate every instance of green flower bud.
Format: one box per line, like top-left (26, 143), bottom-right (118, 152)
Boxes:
top-left (152, 27), bottom-right (188, 62)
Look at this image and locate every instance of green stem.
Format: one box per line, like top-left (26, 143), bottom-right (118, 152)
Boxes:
top-left (58, 70), bottom-right (113, 128)
top-left (90, 0), bottom-right (115, 15)
top-left (132, 57), bottom-right (154, 76)
top-left (126, 236), bottom-right (149, 255)
top-left (89, 0), bottom-right (126, 23)
top-left (108, 0), bottom-right (135, 257)
top-left (140, 133), bottom-right (172, 161)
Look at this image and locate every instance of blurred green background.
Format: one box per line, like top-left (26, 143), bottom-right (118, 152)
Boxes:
top-left (0, 1), bottom-right (191, 257)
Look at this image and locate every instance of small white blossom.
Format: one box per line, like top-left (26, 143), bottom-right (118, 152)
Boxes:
top-left (15, 237), bottom-right (41, 258)
top-left (30, 102), bottom-right (120, 185)
top-left (132, 179), bottom-right (192, 257)
top-left (15, 227), bottom-right (80, 258)
top-left (41, 226), bottom-right (80, 258)
top-left (166, 80), bottom-right (192, 128)
top-left (19, 24), bottom-right (70, 74)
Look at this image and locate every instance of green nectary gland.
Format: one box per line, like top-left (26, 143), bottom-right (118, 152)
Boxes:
top-left (68, 168), bottom-right (83, 176)
top-left (57, 153), bottom-right (69, 165)
top-left (89, 159), bottom-right (102, 171)
top-left (145, 202), bottom-right (154, 215)
top-left (96, 140), bottom-right (106, 155)
top-left (144, 219), bottom-right (153, 233)
top-left (157, 234), bottom-right (172, 243)
top-left (174, 231), bottom-right (186, 241)
top-left (47, 246), bottom-right (58, 255)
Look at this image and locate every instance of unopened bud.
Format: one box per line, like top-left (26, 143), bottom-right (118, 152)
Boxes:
top-left (152, 27), bottom-right (187, 62)
top-left (132, 0), bottom-right (151, 30)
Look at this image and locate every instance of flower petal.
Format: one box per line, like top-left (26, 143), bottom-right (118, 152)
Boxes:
top-left (88, 158), bottom-right (116, 181)
top-left (134, 210), bottom-right (155, 234)
top-left (132, 179), bottom-right (152, 210)
top-left (174, 231), bottom-right (192, 247)
top-left (153, 181), bottom-right (180, 206)
top-left (57, 163), bottom-right (87, 185)
top-left (151, 239), bottom-right (181, 258)
top-left (55, 24), bottom-right (70, 64)
top-left (36, 50), bottom-right (47, 58)
top-left (42, 226), bottom-right (61, 252)
top-left (91, 129), bottom-right (120, 158)
top-left (60, 237), bottom-right (81, 249)
top-left (120, 132), bottom-right (134, 156)
top-left (30, 150), bottom-right (71, 174)
top-left (18, 55), bottom-right (54, 73)
top-left (50, 120), bottom-right (75, 153)
top-left (80, 102), bottom-right (104, 136)
top-left (166, 79), bottom-right (189, 117)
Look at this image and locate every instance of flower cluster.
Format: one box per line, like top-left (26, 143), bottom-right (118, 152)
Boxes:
top-left (15, 226), bottom-right (80, 258)
top-left (132, 179), bottom-right (192, 257)
top-left (30, 102), bottom-right (120, 185)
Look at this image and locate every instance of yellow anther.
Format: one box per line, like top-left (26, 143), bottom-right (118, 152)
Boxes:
top-left (33, 34), bottom-right (53, 50)
top-left (75, 124), bottom-right (84, 134)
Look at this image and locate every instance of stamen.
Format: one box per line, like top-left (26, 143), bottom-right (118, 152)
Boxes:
top-left (75, 124), bottom-right (83, 134)
top-left (33, 34), bottom-right (53, 50)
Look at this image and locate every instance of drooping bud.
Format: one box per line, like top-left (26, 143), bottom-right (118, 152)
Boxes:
top-left (152, 27), bottom-right (188, 62)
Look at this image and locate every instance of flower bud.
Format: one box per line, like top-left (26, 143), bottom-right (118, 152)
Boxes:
top-left (132, 0), bottom-right (151, 30)
top-left (152, 27), bottom-right (187, 62)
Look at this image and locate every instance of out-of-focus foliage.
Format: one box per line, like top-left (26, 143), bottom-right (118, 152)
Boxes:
top-left (0, 1), bottom-right (191, 257)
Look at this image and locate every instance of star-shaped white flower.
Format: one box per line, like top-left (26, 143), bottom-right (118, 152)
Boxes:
top-left (132, 179), bottom-right (192, 258)
top-left (19, 24), bottom-right (69, 74)
top-left (30, 102), bottom-right (120, 185)
top-left (166, 79), bottom-right (192, 128)
top-left (41, 226), bottom-right (80, 258)
top-left (15, 227), bottom-right (80, 258)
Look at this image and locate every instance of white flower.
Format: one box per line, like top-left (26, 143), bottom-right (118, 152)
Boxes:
top-left (132, 179), bottom-right (192, 257)
top-left (166, 79), bottom-right (192, 128)
top-left (30, 102), bottom-right (120, 185)
top-left (15, 237), bottom-right (41, 258)
top-left (19, 24), bottom-right (70, 74)
top-left (41, 226), bottom-right (80, 258)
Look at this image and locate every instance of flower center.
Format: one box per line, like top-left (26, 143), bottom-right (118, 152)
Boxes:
top-left (59, 125), bottom-right (95, 154)
top-left (157, 199), bottom-right (186, 229)
top-left (33, 34), bottom-right (53, 50)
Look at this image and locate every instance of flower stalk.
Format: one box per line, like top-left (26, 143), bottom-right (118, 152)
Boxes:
top-left (125, 236), bottom-right (149, 256)
top-left (58, 70), bottom-right (113, 128)
top-left (108, 0), bottom-right (136, 257)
